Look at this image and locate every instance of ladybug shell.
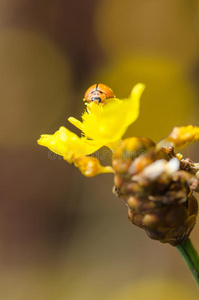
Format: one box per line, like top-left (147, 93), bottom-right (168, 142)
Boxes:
top-left (84, 83), bottom-right (115, 104)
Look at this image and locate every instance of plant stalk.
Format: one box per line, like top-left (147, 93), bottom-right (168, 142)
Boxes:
top-left (177, 238), bottom-right (199, 285)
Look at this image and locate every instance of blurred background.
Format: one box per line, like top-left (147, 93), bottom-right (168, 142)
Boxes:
top-left (1, 0), bottom-right (199, 299)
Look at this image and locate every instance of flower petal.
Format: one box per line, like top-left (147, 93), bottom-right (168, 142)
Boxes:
top-left (37, 126), bottom-right (101, 160)
top-left (68, 117), bottom-right (85, 132)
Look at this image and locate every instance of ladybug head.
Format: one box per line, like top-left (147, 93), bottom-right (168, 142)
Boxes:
top-left (84, 83), bottom-right (115, 104)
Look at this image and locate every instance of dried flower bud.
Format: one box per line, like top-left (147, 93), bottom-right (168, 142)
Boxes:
top-left (113, 138), bottom-right (198, 246)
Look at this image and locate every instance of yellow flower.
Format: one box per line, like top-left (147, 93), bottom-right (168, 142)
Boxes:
top-left (166, 125), bottom-right (199, 148)
top-left (69, 83), bottom-right (145, 148)
top-left (38, 83), bottom-right (145, 176)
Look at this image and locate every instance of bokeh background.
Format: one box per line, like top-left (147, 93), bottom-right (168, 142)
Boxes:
top-left (1, 0), bottom-right (199, 299)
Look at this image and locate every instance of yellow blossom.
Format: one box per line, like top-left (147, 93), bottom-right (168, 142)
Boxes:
top-left (38, 83), bottom-right (145, 176)
top-left (166, 125), bottom-right (199, 148)
top-left (69, 83), bottom-right (145, 147)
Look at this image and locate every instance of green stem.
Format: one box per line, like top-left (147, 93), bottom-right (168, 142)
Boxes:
top-left (177, 238), bottom-right (199, 285)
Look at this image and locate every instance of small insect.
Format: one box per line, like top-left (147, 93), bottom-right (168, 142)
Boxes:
top-left (84, 83), bottom-right (115, 104)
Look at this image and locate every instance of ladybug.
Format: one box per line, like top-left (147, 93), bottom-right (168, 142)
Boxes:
top-left (84, 83), bottom-right (115, 104)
